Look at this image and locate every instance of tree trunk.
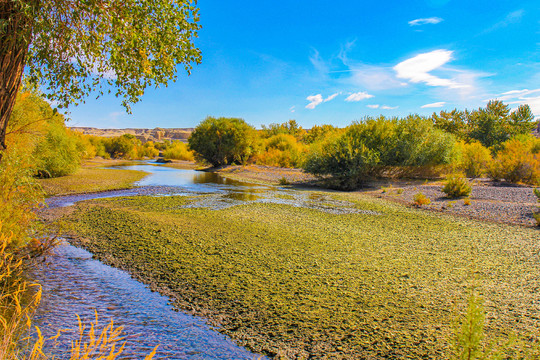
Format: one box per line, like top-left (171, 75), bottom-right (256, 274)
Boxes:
top-left (0, 0), bottom-right (32, 161)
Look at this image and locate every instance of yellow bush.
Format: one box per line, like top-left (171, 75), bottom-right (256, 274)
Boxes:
top-left (256, 134), bottom-right (307, 168)
top-left (489, 137), bottom-right (540, 185)
top-left (413, 192), bottom-right (431, 206)
top-left (162, 141), bottom-right (194, 161)
top-left (454, 141), bottom-right (492, 178)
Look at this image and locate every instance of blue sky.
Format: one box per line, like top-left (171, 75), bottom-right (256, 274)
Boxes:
top-left (66, 0), bottom-right (540, 129)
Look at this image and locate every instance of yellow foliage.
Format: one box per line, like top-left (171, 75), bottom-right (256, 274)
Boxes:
top-left (489, 137), bottom-right (540, 185)
top-left (454, 141), bottom-right (492, 178)
top-left (256, 134), bottom-right (307, 168)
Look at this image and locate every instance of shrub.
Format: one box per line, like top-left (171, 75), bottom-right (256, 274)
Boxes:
top-left (534, 188), bottom-right (540, 202)
top-left (162, 141), bottom-right (194, 161)
top-left (442, 173), bottom-right (472, 198)
top-left (303, 115), bottom-right (456, 189)
top-left (256, 134), bottom-right (307, 168)
top-left (454, 141), bottom-right (492, 178)
top-left (278, 177), bottom-right (290, 185)
top-left (463, 198), bottom-right (471, 206)
top-left (488, 136), bottom-right (540, 185)
top-left (33, 120), bottom-right (82, 178)
top-left (188, 117), bottom-right (259, 166)
top-left (413, 192), bottom-right (431, 206)
top-left (534, 212), bottom-right (540, 227)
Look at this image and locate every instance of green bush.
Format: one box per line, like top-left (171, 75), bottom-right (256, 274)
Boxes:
top-left (188, 117), bottom-right (259, 166)
top-left (303, 115), bottom-right (456, 189)
top-left (442, 173), bottom-right (472, 198)
top-left (33, 120), bottom-right (82, 178)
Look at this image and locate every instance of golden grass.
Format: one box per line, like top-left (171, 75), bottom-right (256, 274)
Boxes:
top-left (38, 168), bottom-right (147, 196)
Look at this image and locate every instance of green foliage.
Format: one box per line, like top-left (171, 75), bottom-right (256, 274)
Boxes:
top-left (162, 141), bottom-right (194, 161)
top-left (533, 212), bottom-right (540, 227)
top-left (443, 174), bottom-right (472, 198)
top-left (261, 120), bottom-right (305, 139)
top-left (33, 120), bottom-right (83, 178)
top-left (413, 192), bottom-right (431, 205)
top-left (18, 0), bottom-right (201, 111)
top-left (454, 141), bottom-right (492, 178)
top-left (303, 129), bottom-right (381, 190)
top-left (432, 101), bottom-right (537, 150)
top-left (303, 115), bottom-right (456, 189)
top-left (188, 117), bottom-right (259, 166)
top-left (534, 188), bottom-right (540, 202)
top-left (452, 294), bottom-right (485, 360)
top-left (488, 136), bottom-right (540, 185)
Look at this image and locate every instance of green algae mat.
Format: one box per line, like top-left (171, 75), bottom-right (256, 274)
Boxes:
top-left (64, 192), bottom-right (540, 359)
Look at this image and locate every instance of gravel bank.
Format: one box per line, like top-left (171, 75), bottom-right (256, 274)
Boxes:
top-left (367, 180), bottom-right (539, 227)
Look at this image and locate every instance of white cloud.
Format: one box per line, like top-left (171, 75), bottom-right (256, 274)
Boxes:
top-left (367, 104), bottom-right (380, 109)
top-left (324, 93), bottom-right (340, 102)
top-left (421, 101), bottom-right (446, 108)
top-left (381, 105), bottom-right (398, 110)
top-left (393, 49), bottom-right (469, 89)
top-left (290, 106), bottom-right (295, 113)
top-left (305, 94), bottom-right (323, 109)
top-left (408, 17), bottom-right (443, 26)
top-left (349, 64), bottom-right (407, 91)
top-left (345, 91), bottom-right (374, 102)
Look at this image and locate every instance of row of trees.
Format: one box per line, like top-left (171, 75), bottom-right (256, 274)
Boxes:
top-left (188, 102), bottom-right (539, 189)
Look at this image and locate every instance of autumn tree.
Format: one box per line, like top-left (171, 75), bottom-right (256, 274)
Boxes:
top-left (0, 0), bottom-right (201, 159)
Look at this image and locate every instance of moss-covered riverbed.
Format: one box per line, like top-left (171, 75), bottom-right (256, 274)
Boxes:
top-left (63, 192), bottom-right (540, 359)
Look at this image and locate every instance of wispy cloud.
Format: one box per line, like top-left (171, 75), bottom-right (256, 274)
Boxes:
top-left (490, 88), bottom-right (540, 116)
top-left (367, 104), bottom-right (380, 109)
top-left (345, 91), bottom-right (374, 102)
top-left (394, 50), bottom-right (469, 89)
top-left (290, 106), bottom-right (296, 113)
top-left (408, 17), bottom-right (443, 26)
top-left (309, 49), bottom-right (329, 75)
top-left (324, 93), bottom-right (340, 102)
top-left (484, 9), bottom-right (524, 33)
top-left (421, 101), bottom-right (446, 108)
top-left (381, 105), bottom-right (398, 110)
top-left (305, 94), bottom-right (323, 109)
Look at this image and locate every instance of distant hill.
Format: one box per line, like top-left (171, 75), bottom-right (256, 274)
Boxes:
top-left (70, 127), bottom-right (194, 143)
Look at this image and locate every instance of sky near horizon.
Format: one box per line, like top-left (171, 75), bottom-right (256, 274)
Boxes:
top-left (65, 0), bottom-right (540, 129)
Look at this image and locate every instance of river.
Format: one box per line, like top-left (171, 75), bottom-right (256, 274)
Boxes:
top-left (32, 163), bottom-right (365, 359)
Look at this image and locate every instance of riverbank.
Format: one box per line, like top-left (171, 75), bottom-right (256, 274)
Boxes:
top-left (38, 159), bottom-right (149, 196)
top-left (216, 164), bottom-right (539, 228)
top-left (56, 189), bottom-right (540, 359)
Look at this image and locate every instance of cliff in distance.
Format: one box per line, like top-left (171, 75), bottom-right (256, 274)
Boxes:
top-left (70, 127), bottom-right (193, 143)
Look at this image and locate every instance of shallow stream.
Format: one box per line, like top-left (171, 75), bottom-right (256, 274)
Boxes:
top-left (32, 163), bottom-right (371, 359)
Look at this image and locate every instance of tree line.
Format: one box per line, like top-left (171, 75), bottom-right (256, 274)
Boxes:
top-left (188, 101), bottom-right (539, 188)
